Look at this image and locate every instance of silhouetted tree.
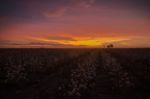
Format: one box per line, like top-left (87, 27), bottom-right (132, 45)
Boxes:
top-left (107, 44), bottom-right (114, 48)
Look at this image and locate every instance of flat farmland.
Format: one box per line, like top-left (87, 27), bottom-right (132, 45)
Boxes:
top-left (0, 48), bottom-right (150, 99)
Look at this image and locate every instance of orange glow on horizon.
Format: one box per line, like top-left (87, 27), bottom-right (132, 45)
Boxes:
top-left (30, 36), bottom-right (131, 47)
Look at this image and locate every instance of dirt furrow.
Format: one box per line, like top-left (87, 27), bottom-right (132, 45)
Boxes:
top-left (101, 51), bottom-right (134, 91)
top-left (57, 51), bottom-right (99, 99)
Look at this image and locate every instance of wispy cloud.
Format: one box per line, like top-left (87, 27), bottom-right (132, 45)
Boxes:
top-left (72, 0), bottom-right (96, 7)
top-left (45, 8), bottom-right (66, 17)
top-left (0, 40), bottom-right (81, 48)
top-left (48, 36), bottom-right (77, 41)
top-left (44, 0), bottom-right (96, 17)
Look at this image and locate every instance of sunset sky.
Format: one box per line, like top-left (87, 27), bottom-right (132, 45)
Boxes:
top-left (0, 0), bottom-right (150, 48)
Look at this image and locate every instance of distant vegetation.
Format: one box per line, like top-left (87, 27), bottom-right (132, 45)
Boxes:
top-left (107, 44), bottom-right (114, 48)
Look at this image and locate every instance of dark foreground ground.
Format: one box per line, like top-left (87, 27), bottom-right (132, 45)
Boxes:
top-left (0, 48), bottom-right (150, 99)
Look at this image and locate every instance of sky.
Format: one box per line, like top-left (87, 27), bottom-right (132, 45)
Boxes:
top-left (0, 0), bottom-right (150, 48)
